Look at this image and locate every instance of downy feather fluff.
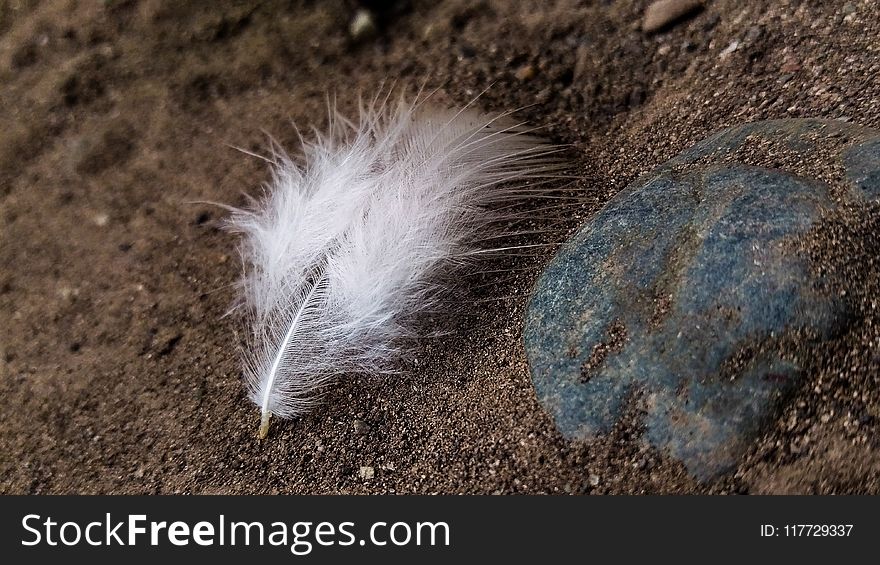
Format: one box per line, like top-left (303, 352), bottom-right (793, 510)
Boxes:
top-left (226, 94), bottom-right (560, 438)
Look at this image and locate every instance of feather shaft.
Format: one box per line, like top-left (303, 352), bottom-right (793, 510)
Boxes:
top-left (257, 270), bottom-right (326, 438)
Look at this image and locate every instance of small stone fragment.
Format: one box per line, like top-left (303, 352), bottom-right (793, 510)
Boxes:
top-left (349, 9), bottom-right (377, 41)
top-left (719, 40), bottom-right (740, 58)
top-left (92, 212), bottom-right (109, 227)
top-left (642, 0), bottom-right (704, 33)
top-left (358, 465), bottom-right (375, 480)
top-left (780, 58), bottom-right (802, 73)
top-left (514, 64), bottom-right (535, 81)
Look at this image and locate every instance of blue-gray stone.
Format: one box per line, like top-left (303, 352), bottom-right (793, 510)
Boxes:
top-left (844, 137), bottom-right (880, 200)
top-left (525, 119), bottom-right (880, 479)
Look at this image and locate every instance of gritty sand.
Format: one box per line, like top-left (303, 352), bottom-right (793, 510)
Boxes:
top-left (1, 0), bottom-right (878, 494)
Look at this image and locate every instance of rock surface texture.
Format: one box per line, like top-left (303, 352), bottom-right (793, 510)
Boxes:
top-left (525, 119), bottom-right (880, 479)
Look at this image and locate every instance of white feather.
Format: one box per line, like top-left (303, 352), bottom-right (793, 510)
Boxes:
top-left (226, 94), bottom-right (561, 437)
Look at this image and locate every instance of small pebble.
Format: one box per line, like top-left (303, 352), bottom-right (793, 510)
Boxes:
top-left (719, 40), bottom-right (740, 58)
top-left (780, 58), bottom-right (801, 73)
top-left (349, 9), bottom-right (377, 41)
top-left (57, 286), bottom-right (79, 300)
top-left (514, 64), bottom-right (535, 81)
top-left (642, 0), bottom-right (704, 33)
top-left (353, 419), bottom-right (368, 434)
top-left (358, 465), bottom-right (374, 480)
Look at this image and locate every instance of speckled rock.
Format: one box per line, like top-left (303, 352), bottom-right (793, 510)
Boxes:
top-left (525, 119), bottom-right (880, 479)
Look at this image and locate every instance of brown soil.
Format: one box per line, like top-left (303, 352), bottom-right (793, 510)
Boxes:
top-left (1, 0), bottom-right (878, 494)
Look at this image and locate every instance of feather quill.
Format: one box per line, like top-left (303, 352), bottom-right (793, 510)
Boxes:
top-left (226, 94), bottom-right (561, 438)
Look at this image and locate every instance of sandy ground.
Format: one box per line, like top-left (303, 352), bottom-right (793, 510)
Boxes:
top-left (1, 0), bottom-right (879, 494)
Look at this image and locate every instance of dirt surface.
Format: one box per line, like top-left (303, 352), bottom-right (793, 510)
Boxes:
top-left (1, 0), bottom-right (879, 494)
